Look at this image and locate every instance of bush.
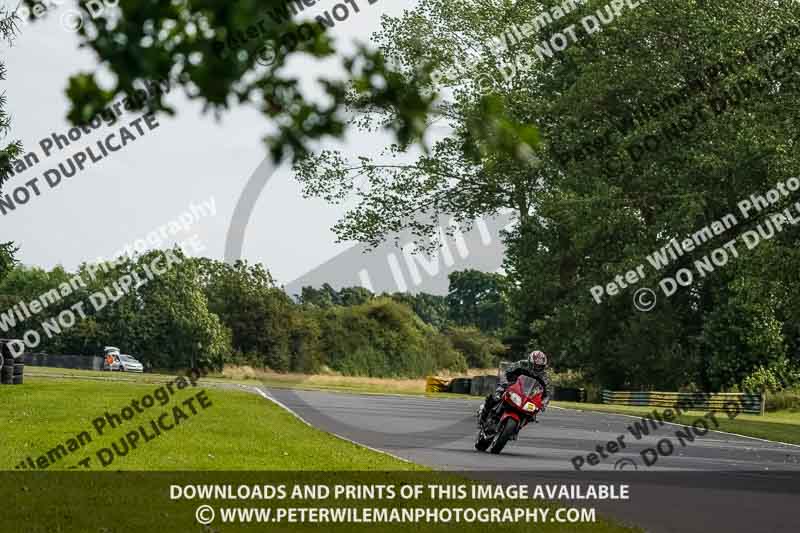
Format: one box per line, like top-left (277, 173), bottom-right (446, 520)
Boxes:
top-left (317, 298), bottom-right (464, 377)
top-left (427, 333), bottom-right (468, 374)
top-left (549, 369), bottom-right (601, 403)
top-left (741, 366), bottom-right (783, 394)
top-left (444, 326), bottom-right (507, 368)
top-left (288, 312), bottom-right (322, 373)
top-left (765, 389), bottom-right (800, 412)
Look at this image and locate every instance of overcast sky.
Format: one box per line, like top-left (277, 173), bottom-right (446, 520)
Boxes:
top-left (1, 0), bottom-right (429, 287)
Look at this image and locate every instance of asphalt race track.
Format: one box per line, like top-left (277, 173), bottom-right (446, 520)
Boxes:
top-left (263, 388), bottom-right (800, 533)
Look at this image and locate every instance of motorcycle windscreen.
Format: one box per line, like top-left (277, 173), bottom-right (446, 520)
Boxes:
top-left (516, 375), bottom-right (544, 398)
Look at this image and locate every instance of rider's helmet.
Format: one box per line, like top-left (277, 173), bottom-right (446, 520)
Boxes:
top-left (529, 350), bottom-right (548, 373)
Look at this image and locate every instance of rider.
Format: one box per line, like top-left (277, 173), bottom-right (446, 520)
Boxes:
top-left (479, 350), bottom-right (551, 423)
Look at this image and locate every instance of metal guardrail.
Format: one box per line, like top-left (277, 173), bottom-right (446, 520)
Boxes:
top-left (601, 390), bottom-right (764, 415)
top-left (22, 353), bottom-right (105, 371)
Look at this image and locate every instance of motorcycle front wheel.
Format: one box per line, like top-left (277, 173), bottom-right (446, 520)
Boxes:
top-left (489, 418), bottom-right (518, 454)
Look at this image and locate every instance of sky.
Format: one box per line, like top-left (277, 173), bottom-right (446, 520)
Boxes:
top-left (1, 0), bottom-right (506, 294)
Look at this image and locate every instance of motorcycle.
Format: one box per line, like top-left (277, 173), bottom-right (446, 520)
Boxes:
top-left (475, 373), bottom-right (544, 454)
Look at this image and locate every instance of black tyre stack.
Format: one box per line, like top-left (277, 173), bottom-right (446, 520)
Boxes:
top-left (12, 360), bottom-right (23, 385)
top-left (448, 377), bottom-right (472, 395)
top-left (0, 340), bottom-right (24, 385)
top-left (0, 356), bottom-right (12, 385)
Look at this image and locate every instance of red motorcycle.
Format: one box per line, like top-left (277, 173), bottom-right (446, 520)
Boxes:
top-left (475, 374), bottom-right (544, 454)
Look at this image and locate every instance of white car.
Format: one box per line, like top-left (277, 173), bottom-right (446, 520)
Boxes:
top-left (103, 350), bottom-right (144, 373)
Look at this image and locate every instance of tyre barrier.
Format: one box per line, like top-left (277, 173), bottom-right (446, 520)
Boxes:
top-left (479, 375), bottom-right (498, 396)
top-left (469, 375), bottom-right (484, 396)
top-left (425, 376), bottom-right (449, 393)
top-left (0, 340), bottom-right (24, 385)
top-left (553, 387), bottom-right (587, 402)
top-left (448, 377), bottom-right (472, 395)
top-left (425, 375), bottom-right (497, 396)
top-left (601, 390), bottom-right (764, 415)
top-left (0, 362), bottom-right (12, 385)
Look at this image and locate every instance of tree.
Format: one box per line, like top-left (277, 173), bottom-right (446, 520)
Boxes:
top-left (445, 325), bottom-right (507, 368)
top-left (316, 297), bottom-right (466, 377)
top-left (19, 0), bottom-right (436, 160)
top-left (0, 242), bottom-right (15, 283)
top-left (299, 284), bottom-right (373, 308)
top-left (292, 0), bottom-right (800, 390)
top-left (388, 291), bottom-right (449, 330)
top-left (124, 250), bottom-right (231, 370)
top-left (446, 270), bottom-right (510, 334)
top-left (0, 8), bottom-right (20, 275)
top-left (197, 259), bottom-right (294, 370)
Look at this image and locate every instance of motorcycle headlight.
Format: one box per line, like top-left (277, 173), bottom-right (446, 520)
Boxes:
top-left (509, 392), bottom-right (523, 406)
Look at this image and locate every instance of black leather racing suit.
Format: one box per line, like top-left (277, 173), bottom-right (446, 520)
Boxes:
top-left (480, 360), bottom-right (551, 422)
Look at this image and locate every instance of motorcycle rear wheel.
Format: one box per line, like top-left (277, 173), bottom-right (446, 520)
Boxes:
top-left (489, 418), bottom-right (518, 454)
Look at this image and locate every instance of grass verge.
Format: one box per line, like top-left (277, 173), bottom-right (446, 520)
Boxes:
top-left (0, 377), bottom-right (420, 470)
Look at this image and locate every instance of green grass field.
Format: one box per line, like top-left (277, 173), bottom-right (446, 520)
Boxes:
top-left (0, 375), bottom-right (638, 533)
top-left (0, 377), bottom-right (419, 471)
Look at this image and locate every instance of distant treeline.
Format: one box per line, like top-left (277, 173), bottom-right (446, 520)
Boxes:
top-left (0, 250), bottom-right (509, 378)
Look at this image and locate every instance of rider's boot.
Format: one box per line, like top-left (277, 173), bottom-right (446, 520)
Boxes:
top-left (478, 396), bottom-right (494, 425)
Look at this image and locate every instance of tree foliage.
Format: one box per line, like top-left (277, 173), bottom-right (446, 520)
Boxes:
top-left (0, 259), bottom-right (505, 376)
top-left (316, 297), bottom-right (466, 377)
top-left (293, 0), bottom-right (800, 390)
top-left (444, 325), bottom-right (507, 368)
top-left (19, 0), bottom-right (436, 160)
top-left (299, 283), bottom-right (374, 308)
top-left (0, 7), bottom-right (20, 275)
top-left (446, 269), bottom-right (510, 334)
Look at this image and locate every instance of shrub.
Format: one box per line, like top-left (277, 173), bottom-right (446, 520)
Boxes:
top-left (765, 389), bottom-right (800, 412)
top-left (444, 326), bottom-right (507, 368)
top-left (318, 298), bottom-right (464, 377)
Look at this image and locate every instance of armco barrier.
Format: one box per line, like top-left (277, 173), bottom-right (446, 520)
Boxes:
top-left (601, 390), bottom-right (763, 415)
top-left (22, 353), bottom-right (104, 371)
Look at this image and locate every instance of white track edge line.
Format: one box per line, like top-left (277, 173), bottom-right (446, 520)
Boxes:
top-left (246, 385), bottom-right (415, 465)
